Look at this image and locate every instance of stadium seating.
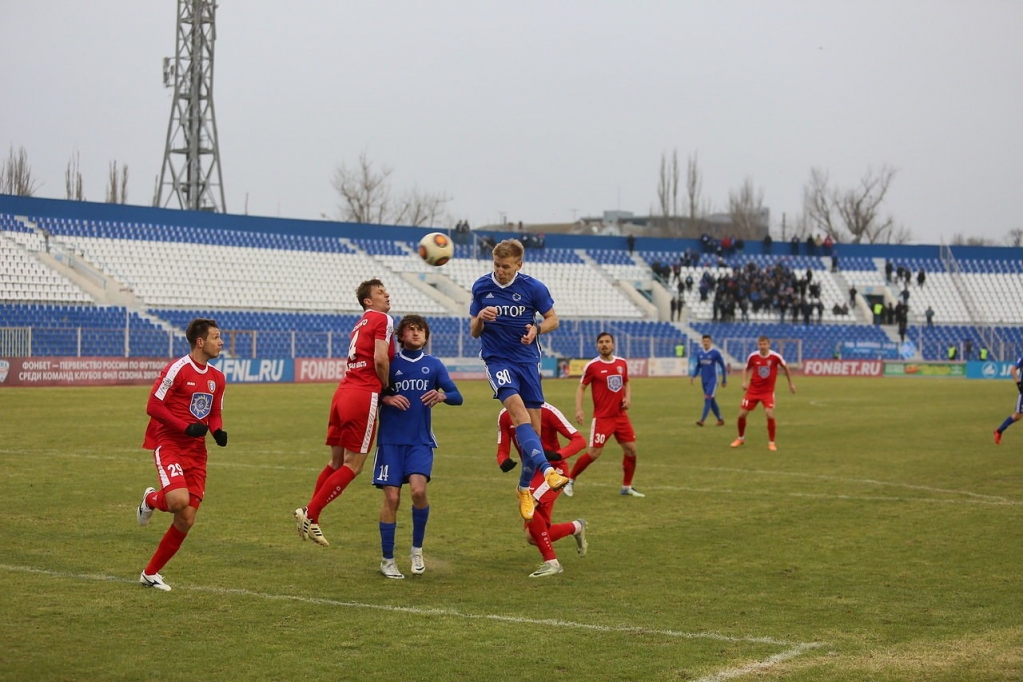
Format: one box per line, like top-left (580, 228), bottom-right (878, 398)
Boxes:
top-left (1, 208), bottom-right (1020, 362)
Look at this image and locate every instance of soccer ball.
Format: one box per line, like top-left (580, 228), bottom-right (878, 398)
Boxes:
top-left (418, 232), bottom-right (454, 266)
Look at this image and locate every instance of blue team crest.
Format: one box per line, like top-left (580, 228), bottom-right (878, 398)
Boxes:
top-left (607, 375), bottom-right (623, 392)
top-left (190, 392), bottom-right (214, 419)
top-left (758, 366), bottom-right (771, 378)
top-left (421, 366), bottom-right (430, 374)
top-left (512, 293), bottom-right (522, 301)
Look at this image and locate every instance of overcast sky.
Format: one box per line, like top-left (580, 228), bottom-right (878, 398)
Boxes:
top-left (2, 1), bottom-right (1021, 245)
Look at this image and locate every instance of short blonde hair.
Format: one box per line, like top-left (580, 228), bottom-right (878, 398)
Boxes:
top-left (492, 239), bottom-right (524, 261)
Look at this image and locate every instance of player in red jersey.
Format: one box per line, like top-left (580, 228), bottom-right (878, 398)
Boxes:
top-left (568, 332), bottom-right (644, 498)
top-left (731, 335), bottom-right (796, 451)
top-left (294, 279), bottom-right (395, 546)
top-left (136, 318), bottom-right (227, 591)
top-left (496, 402), bottom-right (588, 578)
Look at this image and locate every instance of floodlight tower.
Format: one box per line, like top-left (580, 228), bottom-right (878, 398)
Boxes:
top-left (155, 0), bottom-right (226, 212)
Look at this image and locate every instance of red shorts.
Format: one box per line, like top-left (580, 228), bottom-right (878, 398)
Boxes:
top-left (741, 393), bottom-right (775, 410)
top-left (588, 415), bottom-right (635, 449)
top-left (326, 387), bottom-right (380, 453)
top-left (153, 445), bottom-right (207, 509)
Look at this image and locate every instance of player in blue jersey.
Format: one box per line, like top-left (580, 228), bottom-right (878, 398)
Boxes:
top-left (993, 355), bottom-right (1022, 445)
top-left (470, 238), bottom-right (570, 522)
top-left (373, 315), bottom-right (463, 579)
top-left (690, 334), bottom-right (728, 426)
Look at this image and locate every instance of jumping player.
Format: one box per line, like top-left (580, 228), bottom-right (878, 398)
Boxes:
top-left (568, 332), bottom-right (644, 498)
top-left (993, 355), bottom-right (1022, 445)
top-left (470, 238), bottom-right (570, 522)
top-left (374, 315), bottom-right (462, 579)
top-left (496, 402), bottom-right (588, 578)
top-left (690, 334), bottom-right (728, 426)
top-left (294, 279), bottom-right (394, 546)
top-left (136, 318), bottom-right (227, 591)
top-left (731, 335), bottom-right (796, 451)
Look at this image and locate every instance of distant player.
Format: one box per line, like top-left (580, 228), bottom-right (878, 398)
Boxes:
top-left (690, 334), bottom-right (728, 426)
top-left (374, 315), bottom-right (463, 579)
top-left (993, 355), bottom-right (1022, 445)
top-left (136, 318), bottom-right (227, 591)
top-left (470, 238), bottom-right (570, 522)
top-left (294, 279), bottom-right (394, 546)
top-left (496, 402), bottom-right (588, 578)
top-left (731, 335), bottom-right (796, 451)
top-left (568, 332), bottom-right (644, 498)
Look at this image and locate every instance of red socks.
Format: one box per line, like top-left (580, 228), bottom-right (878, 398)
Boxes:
top-left (528, 517), bottom-right (556, 561)
top-left (767, 418), bottom-right (776, 441)
top-left (145, 524), bottom-right (187, 575)
top-left (313, 464), bottom-right (335, 495)
top-left (307, 466), bottom-right (357, 522)
top-left (146, 489), bottom-right (168, 512)
top-left (569, 453), bottom-right (595, 479)
top-left (622, 454), bottom-right (637, 487)
top-left (737, 416), bottom-right (747, 437)
top-left (548, 521), bottom-right (577, 543)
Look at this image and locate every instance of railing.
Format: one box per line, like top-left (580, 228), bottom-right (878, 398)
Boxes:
top-left (0, 327), bottom-right (690, 360)
top-left (940, 245), bottom-right (996, 353)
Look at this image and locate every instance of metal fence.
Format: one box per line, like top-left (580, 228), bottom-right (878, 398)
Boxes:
top-left (0, 326), bottom-right (690, 360)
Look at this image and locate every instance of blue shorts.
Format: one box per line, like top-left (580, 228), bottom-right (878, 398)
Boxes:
top-left (701, 378), bottom-right (719, 398)
top-left (485, 360), bottom-right (545, 408)
top-left (371, 443), bottom-right (433, 487)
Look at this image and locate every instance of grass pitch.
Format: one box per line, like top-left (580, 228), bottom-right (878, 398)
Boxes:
top-left (0, 376), bottom-right (1020, 681)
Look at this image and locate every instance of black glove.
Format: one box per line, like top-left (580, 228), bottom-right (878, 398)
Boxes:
top-left (499, 459), bottom-right (517, 473)
top-left (544, 450), bottom-right (563, 462)
top-left (212, 429), bottom-right (228, 447)
top-left (184, 423), bottom-right (209, 438)
top-left (1017, 380), bottom-right (1022, 394)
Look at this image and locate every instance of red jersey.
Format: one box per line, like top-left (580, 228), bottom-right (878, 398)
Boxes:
top-left (580, 356), bottom-right (629, 418)
top-left (340, 309), bottom-right (395, 391)
top-left (745, 350), bottom-right (786, 395)
top-left (143, 355), bottom-right (226, 454)
top-left (495, 403), bottom-right (586, 467)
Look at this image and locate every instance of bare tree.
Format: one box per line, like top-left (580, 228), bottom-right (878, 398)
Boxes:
top-left (65, 150), bottom-right (85, 200)
top-left (802, 167), bottom-right (838, 239)
top-left (656, 150), bottom-right (681, 233)
top-left (727, 177), bottom-right (767, 239)
top-left (0, 145), bottom-right (41, 196)
top-left (802, 165), bottom-right (908, 244)
top-left (394, 187), bottom-right (451, 229)
top-left (833, 165), bottom-right (901, 243)
top-left (686, 152), bottom-right (703, 223)
top-left (105, 161), bottom-right (129, 204)
top-left (1004, 228), bottom-right (1022, 247)
top-left (332, 152), bottom-right (449, 227)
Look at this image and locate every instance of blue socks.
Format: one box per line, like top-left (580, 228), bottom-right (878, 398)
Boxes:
top-left (379, 521), bottom-right (396, 560)
top-left (412, 505), bottom-right (429, 549)
top-left (702, 398), bottom-right (723, 421)
top-left (997, 416), bottom-right (1015, 433)
top-left (515, 423), bottom-right (548, 488)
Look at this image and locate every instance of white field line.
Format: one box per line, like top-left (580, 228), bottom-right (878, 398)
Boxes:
top-left (694, 642), bottom-right (823, 682)
top-left (0, 563), bottom-right (811, 650)
top-left (2, 450), bottom-right (1018, 506)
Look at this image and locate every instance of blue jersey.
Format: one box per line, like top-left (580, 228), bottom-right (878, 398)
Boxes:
top-left (378, 349), bottom-right (463, 446)
top-left (469, 271), bottom-right (555, 364)
top-left (692, 348), bottom-right (727, 384)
